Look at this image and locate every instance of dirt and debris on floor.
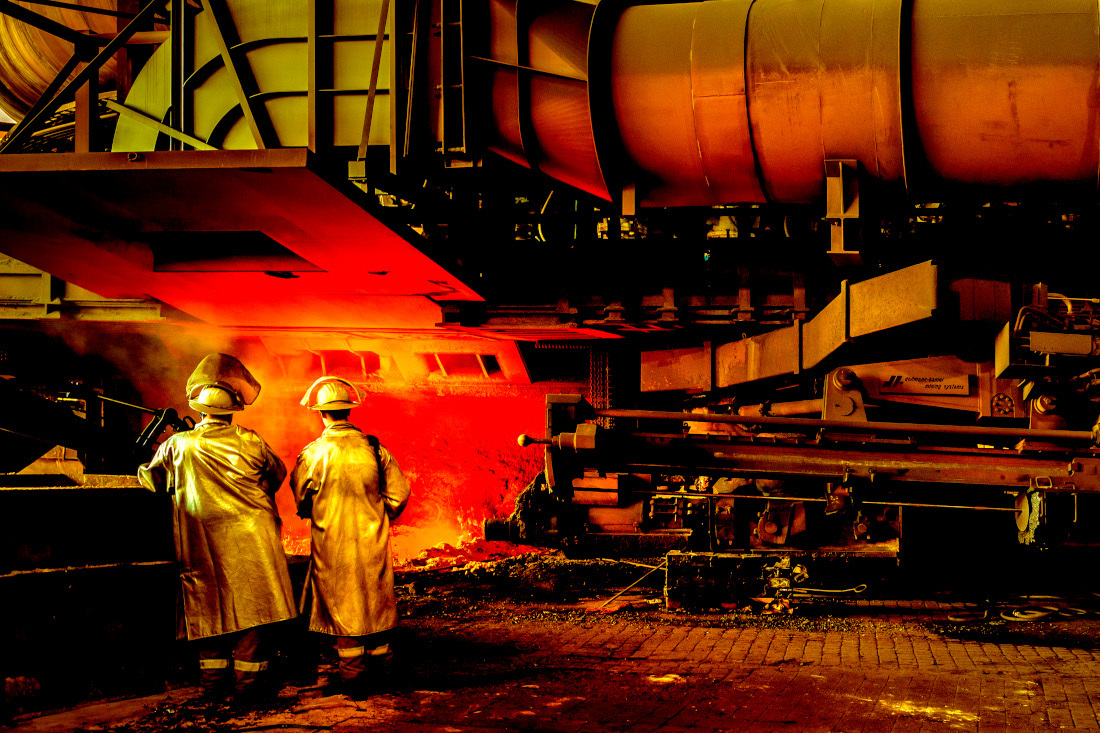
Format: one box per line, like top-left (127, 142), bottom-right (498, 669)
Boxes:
top-left (8, 547), bottom-right (1100, 731)
top-left (395, 546), bottom-right (1100, 647)
top-left (401, 538), bottom-right (552, 573)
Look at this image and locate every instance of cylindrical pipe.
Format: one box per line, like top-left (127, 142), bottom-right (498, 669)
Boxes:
top-left (488, 0), bottom-right (1100, 206)
top-left (0, 0), bottom-right (120, 119)
top-left (910, 0), bottom-right (1100, 187)
top-left (612, 0), bottom-right (764, 205)
top-left (747, 0), bottom-right (906, 201)
top-left (737, 399), bottom-right (823, 417)
top-left (6, 0), bottom-right (1096, 205)
top-left (593, 407), bottom-right (1095, 442)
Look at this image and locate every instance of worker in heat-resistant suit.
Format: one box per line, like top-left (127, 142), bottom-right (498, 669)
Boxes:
top-left (291, 377), bottom-right (411, 696)
top-left (138, 353), bottom-right (297, 700)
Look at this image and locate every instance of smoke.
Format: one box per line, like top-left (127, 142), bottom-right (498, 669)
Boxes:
top-left (244, 380), bottom-right (553, 563)
top-left (41, 323), bottom-right (577, 563)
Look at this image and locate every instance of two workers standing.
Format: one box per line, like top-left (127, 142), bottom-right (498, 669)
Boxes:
top-left (137, 353), bottom-right (411, 700)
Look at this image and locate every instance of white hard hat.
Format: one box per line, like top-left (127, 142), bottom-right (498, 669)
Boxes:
top-left (300, 376), bottom-right (361, 411)
top-left (188, 384), bottom-right (243, 415)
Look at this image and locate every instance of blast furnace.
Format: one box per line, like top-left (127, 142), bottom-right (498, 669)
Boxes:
top-left (1, 0), bottom-right (1100, 635)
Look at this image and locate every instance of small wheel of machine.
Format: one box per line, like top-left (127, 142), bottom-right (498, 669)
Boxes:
top-left (1015, 490), bottom-right (1043, 545)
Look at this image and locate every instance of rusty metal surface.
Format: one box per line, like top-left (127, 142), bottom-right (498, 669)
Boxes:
top-left (638, 261), bottom-right (939, 391)
top-left (747, 0), bottom-right (906, 202)
top-left (541, 397), bottom-right (1100, 513)
top-left (4, 0), bottom-right (1100, 201)
top-left (715, 323), bottom-right (800, 388)
top-left (801, 283), bottom-right (847, 371)
top-left (911, 0), bottom-right (1100, 187)
top-left (848, 261), bottom-right (938, 338)
top-left (640, 343), bottom-right (712, 393)
top-left (738, 398), bottom-right (823, 417)
top-left (743, 0), bottom-right (825, 203)
top-left (544, 398), bottom-right (1100, 494)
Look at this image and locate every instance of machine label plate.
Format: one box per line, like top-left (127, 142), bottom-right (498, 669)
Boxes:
top-left (880, 374), bottom-right (969, 394)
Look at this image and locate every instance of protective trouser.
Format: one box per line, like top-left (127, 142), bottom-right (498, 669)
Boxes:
top-left (334, 633), bottom-right (392, 687)
top-left (196, 626), bottom-right (271, 697)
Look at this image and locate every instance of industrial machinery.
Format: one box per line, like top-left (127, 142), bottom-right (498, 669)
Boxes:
top-left (3, 0), bottom-right (1100, 567)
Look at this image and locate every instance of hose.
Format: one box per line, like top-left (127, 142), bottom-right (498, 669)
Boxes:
top-left (1000, 608), bottom-right (1056, 622)
top-left (946, 593), bottom-right (1100, 623)
top-left (790, 584), bottom-right (868, 597)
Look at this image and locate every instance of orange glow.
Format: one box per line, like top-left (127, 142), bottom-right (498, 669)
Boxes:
top-left (245, 381), bottom-right (553, 565)
top-left (43, 325), bottom-right (574, 566)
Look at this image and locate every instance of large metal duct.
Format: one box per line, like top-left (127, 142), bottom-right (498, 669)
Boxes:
top-left (112, 0), bottom-right (393, 151)
top-left (472, 0), bottom-right (615, 200)
top-left (4, 0), bottom-right (1095, 205)
top-left (0, 1), bottom-right (119, 119)
top-left (911, 0), bottom-right (1100, 188)
top-left (481, 0), bottom-right (1100, 206)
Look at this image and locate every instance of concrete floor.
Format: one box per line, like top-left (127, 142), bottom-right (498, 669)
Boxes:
top-left (8, 587), bottom-right (1100, 732)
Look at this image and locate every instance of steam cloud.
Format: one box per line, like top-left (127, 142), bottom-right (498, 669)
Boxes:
top-left (40, 322), bottom-right (574, 563)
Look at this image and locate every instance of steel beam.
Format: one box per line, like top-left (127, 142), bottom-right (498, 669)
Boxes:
top-left (357, 0), bottom-right (391, 161)
top-left (307, 0), bottom-right (333, 153)
top-left (0, 0), bottom-right (105, 47)
top-left (104, 100), bottom-right (216, 151)
top-left (0, 0), bottom-right (162, 154)
top-left (198, 0), bottom-right (278, 149)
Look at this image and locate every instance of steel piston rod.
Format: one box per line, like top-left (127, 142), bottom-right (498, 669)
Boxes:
top-left (589, 409), bottom-right (1096, 443)
top-left (569, 484), bottom-right (1018, 512)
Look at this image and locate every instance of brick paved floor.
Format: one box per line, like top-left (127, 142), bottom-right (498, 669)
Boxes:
top-left (12, 597), bottom-right (1100, 732)
top-left (370, 604), bottom-right (1100, 732)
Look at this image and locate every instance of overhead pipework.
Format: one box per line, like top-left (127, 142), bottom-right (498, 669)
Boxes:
top-left (0, 0), bottom-right (1096, 208)
top-left (469, 0), bottom-right (1100, 208)
top-left (0, 0), bottom-right (122, 118)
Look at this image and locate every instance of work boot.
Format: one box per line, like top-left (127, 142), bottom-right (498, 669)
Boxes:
top-left (197, 658), bottom-right (232, 701)
top-left (365, 646), bottom-right (395, 693)
top-left (233, 659), bottom-right (278, 705)
top-left (335, 640), bottom-right (367, 690)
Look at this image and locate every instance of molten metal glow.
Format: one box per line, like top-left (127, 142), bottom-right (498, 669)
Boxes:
top-left (44, 324), bottom-right (575, 567)
top-left (233, 370), bottom-right (558, 565)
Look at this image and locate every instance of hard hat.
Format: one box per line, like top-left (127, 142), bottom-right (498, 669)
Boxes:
top-left (300, 376), bottom-right (361, 411)
top-left (188, 384), bottom-right (243, 415)
top-left (185, 354), bottom-right (261, 408)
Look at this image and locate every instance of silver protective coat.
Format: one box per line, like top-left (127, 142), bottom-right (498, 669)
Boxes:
top-left (291, 422), bottom-right (411, 637)
top-left (138, 417), bottom-right (297, 640)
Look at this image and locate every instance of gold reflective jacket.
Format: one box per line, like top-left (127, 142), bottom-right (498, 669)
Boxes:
top-left (138, 417), bottom-right (297, 640)
top-left (291, 422), bottom-right (411, 637)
